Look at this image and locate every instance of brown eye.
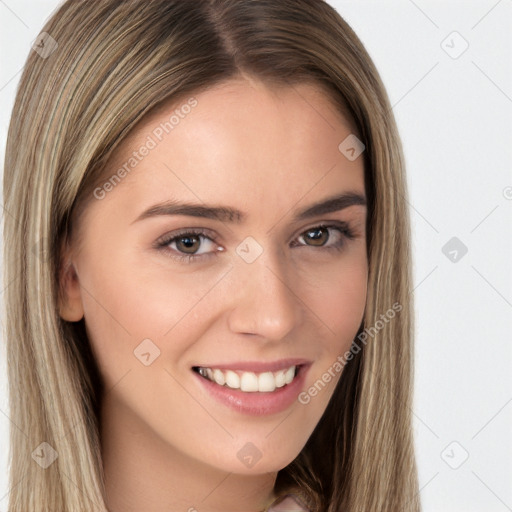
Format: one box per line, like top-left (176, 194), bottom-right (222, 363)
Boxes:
top-left (175, 234), bottom-right (202, 254)
top-left (156, 229), bottom-right (221, 262)
top-left (292, 223), bottom-right (354, 251)
top-left (303, 227), bottom-right (330, 246)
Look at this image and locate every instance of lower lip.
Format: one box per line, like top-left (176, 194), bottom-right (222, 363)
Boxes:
top-left (192, 365), bottom-right (311, 416)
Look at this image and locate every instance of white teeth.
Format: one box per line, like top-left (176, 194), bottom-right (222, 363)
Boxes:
top-left (197, 365), bottom-right (298, 392)
top-left (240, 372), bottom-right (259, 392)
top-left (258, 372), bottom-right (276, 392)
top-left (212, 369), bottom-right (225, 386)
top-left (284, 366), bottom-right (295, 384)
top-left (274, 370), bottom-right (286, 388)
top-left (225, 370), bottom-right (240, 389)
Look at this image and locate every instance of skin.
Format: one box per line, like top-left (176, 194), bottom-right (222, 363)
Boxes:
top-left (59, 74), bottom-right (368, 512)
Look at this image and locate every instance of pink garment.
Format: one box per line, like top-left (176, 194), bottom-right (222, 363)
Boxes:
top-left (266, 493), bottom-right (310, 511)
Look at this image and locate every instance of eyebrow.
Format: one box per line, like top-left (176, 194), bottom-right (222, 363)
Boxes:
top-left (130, 191), bottom-right (367, 225)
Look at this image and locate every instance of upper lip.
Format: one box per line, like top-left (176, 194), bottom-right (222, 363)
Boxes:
top-left (193, 358), bottom-right (312, 373)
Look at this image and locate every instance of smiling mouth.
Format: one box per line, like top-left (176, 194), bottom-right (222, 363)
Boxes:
top-left (192, 365), bottom-right (301, 393)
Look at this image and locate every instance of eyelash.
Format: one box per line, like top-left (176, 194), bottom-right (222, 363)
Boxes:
top-left (154, 222), bottom-right (357, 264)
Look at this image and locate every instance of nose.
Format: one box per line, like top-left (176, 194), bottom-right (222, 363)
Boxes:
top-left (227, 251), bottom-right (303, 341)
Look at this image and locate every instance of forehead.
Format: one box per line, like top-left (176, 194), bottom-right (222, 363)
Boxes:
top-left (93, 78), bottom-right (365, 224)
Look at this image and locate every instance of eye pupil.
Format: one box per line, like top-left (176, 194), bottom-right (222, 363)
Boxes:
top-left (305, 227), bottom-right (329, 246)
top-left (177, 235), bottom-right (200, 253)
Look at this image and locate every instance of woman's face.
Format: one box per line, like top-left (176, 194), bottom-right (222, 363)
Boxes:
top-left (60, 77), bottom-right (367, 477)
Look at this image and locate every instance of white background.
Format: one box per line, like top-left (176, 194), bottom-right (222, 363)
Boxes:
top-left (1, 1), bottom-right (511, 511)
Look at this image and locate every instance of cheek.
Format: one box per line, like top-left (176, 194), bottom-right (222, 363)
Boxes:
top-left (296, 261), bottom-right (367, 416)
top-left (79, 255), bottom-right (222, 378)
top-left (303, 256), bottom-right (368, 344)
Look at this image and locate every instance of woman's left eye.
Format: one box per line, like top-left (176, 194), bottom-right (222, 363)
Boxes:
top-left (293, 224), bottom-right (355, 250)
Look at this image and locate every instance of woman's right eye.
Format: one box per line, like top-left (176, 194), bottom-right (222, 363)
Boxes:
top-left (155, 229), bottom-right (222, 263)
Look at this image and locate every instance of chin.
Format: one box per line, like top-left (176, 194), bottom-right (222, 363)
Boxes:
top-left (208, 443), bottom-right (304, 475)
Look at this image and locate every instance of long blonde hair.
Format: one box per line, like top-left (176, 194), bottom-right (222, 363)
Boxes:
top-left (3, 1), bottom-right (420, 510)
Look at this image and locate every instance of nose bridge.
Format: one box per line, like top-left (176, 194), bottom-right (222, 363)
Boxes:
top-left (227, 242), bottom-right (302, 339)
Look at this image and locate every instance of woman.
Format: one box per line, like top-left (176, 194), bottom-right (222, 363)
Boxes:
top-left (2, 0), bottom-right (420, 510)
